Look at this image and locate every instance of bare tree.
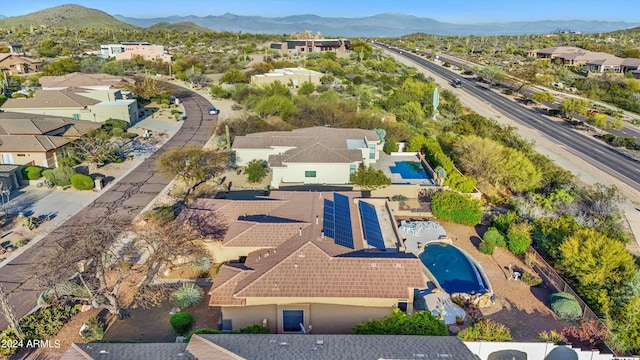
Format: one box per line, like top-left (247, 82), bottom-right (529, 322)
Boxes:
top-left (0, 284), bottom-right (24, 340)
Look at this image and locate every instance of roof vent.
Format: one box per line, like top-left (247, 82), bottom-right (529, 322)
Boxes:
top-left (316, 339), bottom-right (324, 345)
top-left (99, 350), bottom-right (109, 354)
top-left (370, 263), bottom-right (378, 268)
top-left (279, 342), bottom-right (288, 346)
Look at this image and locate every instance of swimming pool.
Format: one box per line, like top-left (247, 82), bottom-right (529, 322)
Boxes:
top-left (419, 243), bottom-right (488, 294)
top-left (389, 161), bottom-right (427, 179)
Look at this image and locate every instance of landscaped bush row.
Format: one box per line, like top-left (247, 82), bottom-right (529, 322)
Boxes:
top-left (351, 308), bottom-right (447, 336)
top-left (21, 166), bottom-right (42, 180)
top-left (458, 318), bottom-right (512, 341)
top-left (407, 136), bottom-right (476, 193)
top-left (431, 191), bottom-right (483, 226)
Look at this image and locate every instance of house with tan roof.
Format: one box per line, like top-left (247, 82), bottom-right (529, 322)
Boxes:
top-left (232, 127), bottom-right (384, 188)
top-left (1, 88), bottom-right (139, 124)
top-left (251, 67), bottom-right (323, 87)
top-left (0, 112), bottom-right (101, 168)
top-left (177, 191), bottom-right (425, 334)
top-left (39, 72), bottom-right (132, 91)
top-left (528, 46), bottom-right (640, 73)
top-left (0, 53), bottom-right (43, 75)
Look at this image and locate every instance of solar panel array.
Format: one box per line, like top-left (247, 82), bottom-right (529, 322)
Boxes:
top-left (322, 194), bottom-right (355, 249)
top-left (322, 198), bottom-right (335, 238)
top-left (359, 201), bottom-right (386, 250)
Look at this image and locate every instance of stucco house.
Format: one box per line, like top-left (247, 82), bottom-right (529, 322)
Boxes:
top-left (232, 127), bottom-right (384, 188)
top-left (0, 53), bottom-right (43, 75)
top-left (270, 39), bottom-right (351, 56)
top-left (176, 191), bottom-right (424, 334)
top-left (0, 112), bottom-right (101, 168)
top-left (39, 72), bottom-right (132, 91)
top-left (528, 46), bottom-right (640, 73)
top-left (1, 88), bottom-right (139, 124)
top-left (110, 42), bottom-right (173, 63)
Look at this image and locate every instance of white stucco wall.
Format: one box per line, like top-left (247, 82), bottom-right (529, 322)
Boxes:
top-left (271, 162), bottom-right (353, 188)
top-left (234, 149), bottom-right (279, 166)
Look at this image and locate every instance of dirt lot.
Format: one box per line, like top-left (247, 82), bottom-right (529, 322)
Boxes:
top-left (438, 220), bottom-right (573, 340)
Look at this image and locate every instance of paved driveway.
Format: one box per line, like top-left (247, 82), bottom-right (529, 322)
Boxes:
top-left (0, 84), bottom-right (218, 329)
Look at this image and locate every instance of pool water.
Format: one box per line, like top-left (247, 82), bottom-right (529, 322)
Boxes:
top-left (420, 243), bottom-right (487, 294)
top-left (389, 161), bottom-right (427, 179)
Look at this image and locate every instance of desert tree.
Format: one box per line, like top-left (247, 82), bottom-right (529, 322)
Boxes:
top-left (157, 145), bottom-right (230, 196)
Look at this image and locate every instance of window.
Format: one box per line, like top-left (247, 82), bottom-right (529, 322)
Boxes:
top-left (72, 113), bottom-right (81, 120)
top-left (369, 144), bottom-right (376, 159)
top-left (16, 154), bottom-right (26, 157)
top-left (282, 310), bottom-right (304, 332)
top-left (350, 164), bottom-right (357, 175)
top-left (305, 170), bottom-right (316, 178)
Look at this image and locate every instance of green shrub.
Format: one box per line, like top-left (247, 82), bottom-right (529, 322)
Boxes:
top-left (70, 173), bottom-right (95, 190)
top-left (111, 127), bottom-right (124, 137)
top-left (431, 191), bottom-right (483, 225)
top-left (458, 319), bottom-right (512, 341)
top-left (57, 157), bottom-right (78, 167)
top-left (550, 292), bottom-right (582, 321)
top-left (483, 227), bottom-right (506, 248)
top-left (120, 132), bottom-right (138, 139)
top-left (383, 139), bottom-right (398, 154)
top-left (20, 304), bottom-right (82, 341)
top-left (521, 272), bottom-right (543, 287)
top-left (506, 222), bottom-right (532, 255)
top-left (170, 312), bottom-right (194, 335)
top-left (494, 211), bottom-right (518, 234)
top-left (245, 159), bottom-right (268, 183)
top-left (21, 166), bottom-right (42, 180)
top-left (14, 239), bottom-right (29, 248)
top-left (478, 241), bottom-right (495, 255)
top-left (351, 308), bottom-right (447, 335)
top-left (105, 118), bottom-right (129, 131)
top-left (80, 317), bottom-right (105, 341)
top-left (0, 328), bottom-right (20, 357)
top-left (44, 166), bottom-right (75, 186)
top-left (171, 109), bottom-right (180, 115)
top-left (141, 206), bottom-right (176, 226)
top-left (170, 284), bottom-right (204, 308)
top-left (235, 324), bottom-right (271, 334)
top-left (184, 328), bottom-right (221, 342)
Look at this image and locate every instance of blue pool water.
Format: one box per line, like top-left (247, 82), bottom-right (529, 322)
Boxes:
top-left (389, 161), bottom-right (427, 179)
top-left (419, 243), bottom-right (487, 294)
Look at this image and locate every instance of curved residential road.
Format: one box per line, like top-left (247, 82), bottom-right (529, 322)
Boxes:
top-left (0, 84), bottom-right (218, 329)
top-left (376, 44), bottom-right (640, 193)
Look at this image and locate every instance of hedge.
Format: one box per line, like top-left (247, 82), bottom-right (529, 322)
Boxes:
top-left (70, 174), bottom-right (95, 190)
top-left (550, 292), bottom-right (582, 321)
top-left (413, 137), bottom-right (476, 193)
top-left (170, 312), bottom-right (194, 335)
top-left (483, 227), bottom-right (506, 248)
top-left (21, 166), bottom-right (43, 180)
top-left (431, 191), bottom-right (483, 225)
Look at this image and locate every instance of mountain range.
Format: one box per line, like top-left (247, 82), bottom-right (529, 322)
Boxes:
top-left (0, 4), bottom-right (638, 36)
top-left (113, 13), bottom-right (640, 36)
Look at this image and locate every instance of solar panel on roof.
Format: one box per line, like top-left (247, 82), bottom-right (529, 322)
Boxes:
top-left (322, 199), bottom-right (335, 238)
top-left (333, 194), bottom-right (354, 249)
top-left (359, 201), bottom-right (386, 250)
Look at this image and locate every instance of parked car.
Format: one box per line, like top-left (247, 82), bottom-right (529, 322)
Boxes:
top-left (208, 106), bottom-right (220, 115)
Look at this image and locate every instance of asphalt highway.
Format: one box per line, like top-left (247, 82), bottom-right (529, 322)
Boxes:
top-left (376, 43), bottom-right (640, 192)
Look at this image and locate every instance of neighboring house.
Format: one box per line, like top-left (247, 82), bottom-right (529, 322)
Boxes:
top-left (528, 46), bottom-right (640, 73)
top-left (0, 112), bottom-right (101, 168)
top-left (0, 53), bottom-right (43, 75)
top-left (251, 67), bottom-right (323, 87)
top-left (270, 39), bottom-right (350, 56)
top-left (176, 191), bottom-right (424, 334)
top-left (39, 72), bottom-right (132, 91)
top-left (1, 89), bottom-right (139, 124)
top-left (107, 42), bottom-right (173, 63)
top-left (232, 127), bottom-right (383, 188)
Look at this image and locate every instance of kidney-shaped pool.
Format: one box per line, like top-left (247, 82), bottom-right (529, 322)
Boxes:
top-left (419, 243), bottom-right (489, 295)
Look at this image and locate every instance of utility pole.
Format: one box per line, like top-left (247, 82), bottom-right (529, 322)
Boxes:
top-left (0, 284), bottom-right (24, 340)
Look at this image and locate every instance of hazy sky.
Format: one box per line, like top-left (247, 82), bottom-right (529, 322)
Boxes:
top-left (4, 0), bottom-right (639, 23)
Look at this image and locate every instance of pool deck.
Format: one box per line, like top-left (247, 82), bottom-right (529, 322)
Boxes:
top-left (374, 153), bottom-right (438, 185)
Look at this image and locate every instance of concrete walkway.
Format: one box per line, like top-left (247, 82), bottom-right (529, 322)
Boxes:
top-left (0, 83), bottom-right (219, 329)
